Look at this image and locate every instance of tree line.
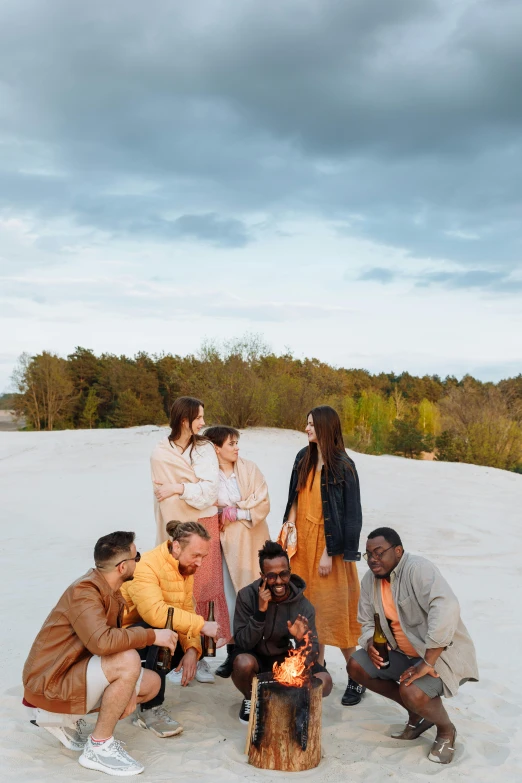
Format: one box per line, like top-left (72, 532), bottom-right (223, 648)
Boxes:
top-left (8, 336), bottom-right (522, 473)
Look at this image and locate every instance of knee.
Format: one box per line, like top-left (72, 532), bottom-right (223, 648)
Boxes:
top-left (398, 682), bottom-right (429, 711)
top-left (111, 649), bottom-right (142, 678)
top-left (141, 669), bottom-right (161, 699)
top-left (317, 673), bottom-right (333, 698)
top-left (232, 654), bottom-right (257, 678)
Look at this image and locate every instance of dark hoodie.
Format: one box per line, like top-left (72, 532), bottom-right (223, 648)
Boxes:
top-left (233, 574), bottom-right (319, 659)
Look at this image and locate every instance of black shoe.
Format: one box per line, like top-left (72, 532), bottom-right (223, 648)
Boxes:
top-left (238, 698), bottom-right (252, 724)
top-left (215, 654), bottom-right (233, 679)
top-left (341, 678), bottom-right (366, 706)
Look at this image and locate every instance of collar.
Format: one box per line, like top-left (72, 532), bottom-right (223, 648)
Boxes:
top-left (387, 551), bottom-right (409, 585)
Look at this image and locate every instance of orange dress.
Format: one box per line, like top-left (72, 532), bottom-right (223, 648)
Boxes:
top-left (291, 471), bottom-right (360, 648)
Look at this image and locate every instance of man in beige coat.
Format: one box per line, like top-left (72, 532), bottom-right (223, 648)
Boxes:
top-left (23, 531), bottom-right (178, 777)
top-left (348, 527), bottom-right (478, 766)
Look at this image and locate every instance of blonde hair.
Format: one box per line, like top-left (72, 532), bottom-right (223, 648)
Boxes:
top-left (166, 520), bottom-right (211, 548)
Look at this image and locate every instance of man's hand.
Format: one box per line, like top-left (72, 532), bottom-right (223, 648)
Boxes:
top-left (154, 481), bottom-right (184, 501)
top-left (258, 578), bottom-right (271, 612)
top-left (201, 620), bottom-right (218, 638)
top-left (175, 647), bottom-right (198, 686)
top-left (120, 689), bottom-right (138, 720)
top-left (287, 614), bottom-right (309, 641)
top-left (367, 643), bottom-right (387, 669)
top-left (154, 629), bottom-right (178, 652)
top-left (400, 660), bottom-right (440, 686)
top-left (318, 549), bottom-right (333, 577)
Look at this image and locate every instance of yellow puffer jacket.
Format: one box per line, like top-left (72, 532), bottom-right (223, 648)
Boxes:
top-left (121, 541), bottom-right (204, 655)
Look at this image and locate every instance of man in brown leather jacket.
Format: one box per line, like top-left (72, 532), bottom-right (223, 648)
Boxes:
top-left (23, 531), bottom-right (178, 778)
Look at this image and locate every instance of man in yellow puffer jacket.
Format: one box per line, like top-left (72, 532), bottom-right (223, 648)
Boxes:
top-left (121, 521), bottom-right (220, 738)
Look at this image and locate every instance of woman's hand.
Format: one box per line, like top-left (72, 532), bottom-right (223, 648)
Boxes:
top-left (154, 481), bottom-right (184, 501)
top-left (220, 506), bottom-right (238, 529)
top-left (318, 548), bottom-right (333, 577)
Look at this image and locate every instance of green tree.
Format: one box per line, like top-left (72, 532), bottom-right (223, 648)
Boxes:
top-left (81, 387), bottom-right (101, 429)
top-left (389, 420), bottom-right (428, 459)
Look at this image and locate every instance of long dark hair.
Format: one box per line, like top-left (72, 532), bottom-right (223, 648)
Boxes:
top-left (168, 396), bottom-right (206, 456)
top-left (296, 405), bottom-right (349, 490)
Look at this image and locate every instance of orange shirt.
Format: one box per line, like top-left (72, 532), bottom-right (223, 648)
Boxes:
top-left (380, 579), bottom-right (419, 658)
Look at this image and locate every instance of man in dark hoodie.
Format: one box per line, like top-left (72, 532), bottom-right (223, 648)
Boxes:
top-left (231, 540), bottom-right (333, 723)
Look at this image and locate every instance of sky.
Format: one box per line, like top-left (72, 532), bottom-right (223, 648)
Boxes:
top-left (1, 0), bottom-right (521, 392)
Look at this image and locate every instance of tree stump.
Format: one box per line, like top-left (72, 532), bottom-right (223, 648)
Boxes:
top-left (246, 674), bottom-right (323, 771)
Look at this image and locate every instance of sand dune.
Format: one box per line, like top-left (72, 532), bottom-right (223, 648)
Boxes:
top-left (0, 426), bottom-right (520, 782)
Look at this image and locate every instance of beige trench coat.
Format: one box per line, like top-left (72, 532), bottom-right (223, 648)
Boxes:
top-left (151, 437), bottom-right (219, 545)
top-left (219, 456), bottom-right (271, 592)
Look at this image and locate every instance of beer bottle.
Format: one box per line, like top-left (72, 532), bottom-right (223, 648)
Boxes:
top-left (204, 601), bottom-right (216, 658)
top-left (373, 613), bottom-right (390, 669)
top-left (157, 607), bottom-right (175, 672)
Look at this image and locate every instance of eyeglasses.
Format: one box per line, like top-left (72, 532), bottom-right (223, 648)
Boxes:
top-left (264, 569), bottom-right (291, 584)
top-left (114, 552), bottom-right (141, 568)
top-left (363, 545), bottom-right (394, 562)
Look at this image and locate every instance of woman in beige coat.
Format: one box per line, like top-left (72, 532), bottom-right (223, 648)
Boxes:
top-left (204, 425), bottom-right (271, 678)
top-left (151, 397), bottom-right (229, 683)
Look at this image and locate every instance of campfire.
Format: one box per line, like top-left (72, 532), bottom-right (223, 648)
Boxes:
top-left (245, 633), bottom-right (323, 772)
top-left (272, 632), bottom-right (313, 688)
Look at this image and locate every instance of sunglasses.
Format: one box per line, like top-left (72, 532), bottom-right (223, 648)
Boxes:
top-left (114, 552), bottom-right (141, 568)
top-left (264, 569), bottom-right (291, 584)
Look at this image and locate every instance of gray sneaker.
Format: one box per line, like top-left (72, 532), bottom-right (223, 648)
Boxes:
top-left (133, 706), bottom-right (183, 738)
top-left (79, 735), bottom-right (144, 777)
top-left (39, 718), bottom-right (91, 751)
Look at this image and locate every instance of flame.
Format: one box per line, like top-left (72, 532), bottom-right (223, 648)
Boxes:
top-left (272, 632), bottom-right (313, 688)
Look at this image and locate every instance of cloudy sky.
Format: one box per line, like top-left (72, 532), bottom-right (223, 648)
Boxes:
top-left (1, 0), bottom-right (521, 391)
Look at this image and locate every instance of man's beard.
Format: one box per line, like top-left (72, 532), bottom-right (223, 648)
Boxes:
top-left (123, 575), bottom-right (134, 582)
top-left (179, 563), bottom-right (195, 576)
top-left (374, 571), bottom-right (391, 580)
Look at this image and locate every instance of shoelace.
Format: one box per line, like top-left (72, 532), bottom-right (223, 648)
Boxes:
top-left (152, 707), bottom-right (173, 721)
top-left (198, 660), bottom-right (210, 671)
top-left (347, 681), bottom-right (363, 693)
top-left (433, 738), bottom-right (454, 753)
top-left (75, 718), bottom-right (87, 736)
top-left (243, 700), bottom-right (251, 715)
top-left (107, 739), bottom-right (134, 762)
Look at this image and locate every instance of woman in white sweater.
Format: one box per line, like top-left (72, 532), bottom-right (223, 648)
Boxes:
top-left (204, 425), bottom-right (270, 678)
top-left (151, 397), bottom-right (231, 676)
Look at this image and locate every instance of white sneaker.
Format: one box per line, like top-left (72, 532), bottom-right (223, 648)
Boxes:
top-left (39, 718), bottom-right (91, 751)
top-left (79, 736), bottom-right (144, 777)
top-left (195, 659), bottom-right (215, 683)
top-left (166, 667), bottom-right (183, 684)
top-left (132, 706), bottom-right (183, 738)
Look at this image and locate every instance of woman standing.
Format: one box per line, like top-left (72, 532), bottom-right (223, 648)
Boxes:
top-left (151, 397), bottom-right (230, 677)
top-left (204, 425), bottom-right (271, 678)
top-left (281, 405), bottom-right (363, 706)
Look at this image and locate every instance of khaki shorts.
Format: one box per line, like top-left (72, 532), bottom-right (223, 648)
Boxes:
top-left (86, 655), bottom-right (144, 712)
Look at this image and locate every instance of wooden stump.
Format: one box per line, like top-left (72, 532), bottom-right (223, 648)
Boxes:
top-left (246, 675), bottom-right (323, 772)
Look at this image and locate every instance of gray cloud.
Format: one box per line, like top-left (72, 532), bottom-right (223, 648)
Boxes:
top-left (0, 0), bottom-right (521, 276)
top-left (356, 265), bottom-right (522, 293)
top-left (358, 267), bottom-right (397, 284)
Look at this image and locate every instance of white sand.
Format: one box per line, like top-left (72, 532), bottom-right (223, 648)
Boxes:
top-left (0, 426), bottom-right (520, 782)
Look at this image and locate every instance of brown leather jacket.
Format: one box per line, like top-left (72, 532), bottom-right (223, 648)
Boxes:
top-left (23, 568), bottom-right (156, 715)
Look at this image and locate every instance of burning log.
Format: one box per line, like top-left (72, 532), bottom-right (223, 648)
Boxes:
top-left (245, 633), bottom-right (323, 772)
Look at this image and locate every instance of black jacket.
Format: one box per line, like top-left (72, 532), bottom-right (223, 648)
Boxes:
top-left (283, 446), bottom-right (362, 562)
top-left (233, 574), bottom-right (319, 659)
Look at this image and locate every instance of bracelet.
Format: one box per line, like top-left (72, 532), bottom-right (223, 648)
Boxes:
top-left (422, 658), bottom-right (435, 668)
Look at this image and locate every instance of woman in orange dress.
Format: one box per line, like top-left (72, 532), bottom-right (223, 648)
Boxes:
top-left (282, 405), bottom-right (363, 706)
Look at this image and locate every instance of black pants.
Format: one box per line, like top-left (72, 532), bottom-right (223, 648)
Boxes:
top-left (132, 621), bottom-right (184, 710)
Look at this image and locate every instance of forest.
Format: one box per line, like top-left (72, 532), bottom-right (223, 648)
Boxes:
top-left (6, 336), bottom-right (522, 473)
